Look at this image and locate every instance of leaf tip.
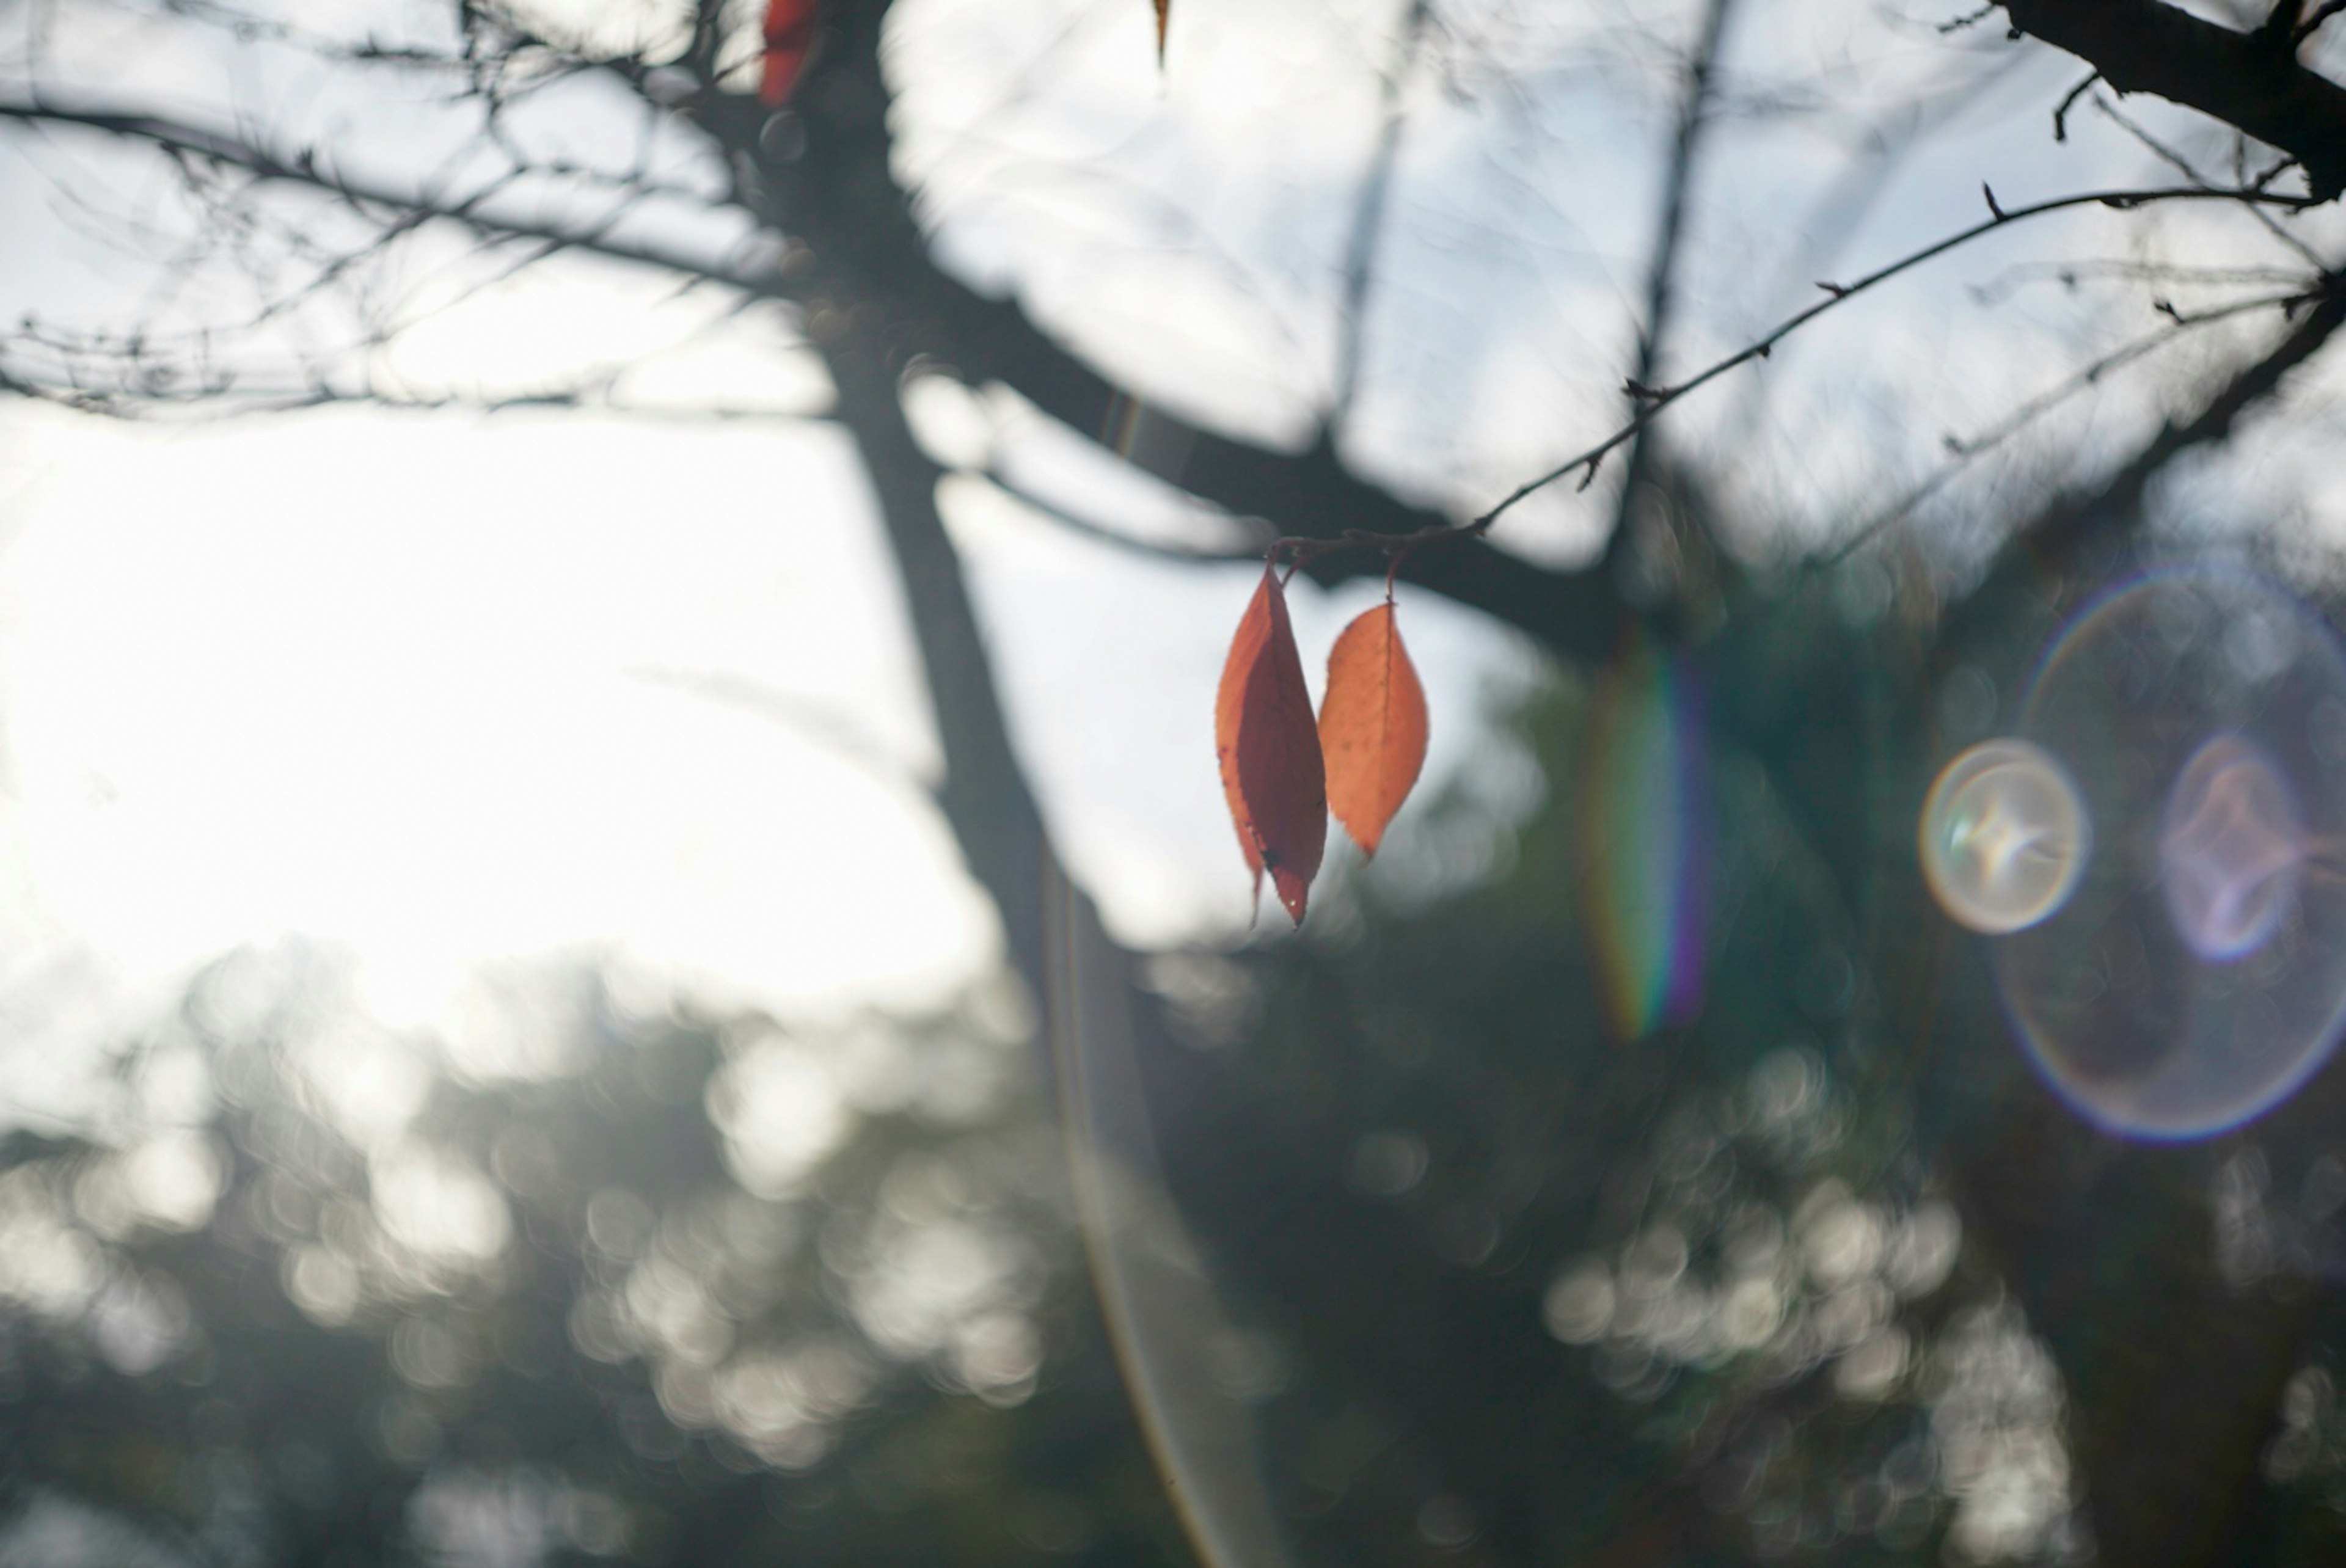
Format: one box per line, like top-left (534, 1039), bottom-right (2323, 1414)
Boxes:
top-left (1270, 862), bottom-right (1310, 926)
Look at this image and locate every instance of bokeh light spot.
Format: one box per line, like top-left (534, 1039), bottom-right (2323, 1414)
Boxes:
top-left (1919, 740), bottom-right (2089, 935)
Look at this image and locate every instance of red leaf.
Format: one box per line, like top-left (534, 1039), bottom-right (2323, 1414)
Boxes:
top-left (761, 0), bottom-right (817, 106)
top-left (1215, 564), bottom-right (1326, 924)
top-left (1318, 600), bottom-right (1428, 858)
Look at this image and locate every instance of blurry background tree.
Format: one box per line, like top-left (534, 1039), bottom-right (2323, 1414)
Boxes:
top-left (5, 1), bottom-right (2346, 1566)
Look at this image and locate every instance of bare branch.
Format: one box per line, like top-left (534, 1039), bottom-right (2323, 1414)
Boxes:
top-left (1329, 0), bottom-right (1430, 425)
top-left (0, 100), bottom-right (794, 305)
top-left (0, 365), bottom-right (831, 423)
top-left (1965, 257), bottom-right (2317, 307)
top-left (10, 12), bottom-right (2329, 687)
top-left (1824, 286), bottom-right (2323, 563)
top-left (1601, 0), bottom-right (1738, 582)
top-left (0, 82), bottom-right (1631, 667)
top-left (2052, 71), bottom-right (2098, 141)
top-left (822, 330), bottom-right (1052, 986)
top-left (2020, 281), bottom-right (2346, 564)
top-left (978, 470), bottom-right (1265, 563)
top-left (2300, 0), bottom-right (2346, 43)
top-left (1468, 183), bottom-right (2312, 532)
top-left (2085, 91), bottom-right (2330, 269)
top-left (2000, 0), bottom-right (2346, 199)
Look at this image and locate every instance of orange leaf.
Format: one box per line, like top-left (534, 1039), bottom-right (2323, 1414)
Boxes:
top-left (1215, 565), bottom-right (1326, 924)
top-left (1152, 0), bottom-right (1170, 63)
top-left (1318, 600), bottom-right (1427, 858)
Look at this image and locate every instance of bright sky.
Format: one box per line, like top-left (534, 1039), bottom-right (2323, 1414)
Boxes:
top-left (0, 375), bottom-right (1530, 1133)
top-left (0, 403), bottom-right (978, 1118)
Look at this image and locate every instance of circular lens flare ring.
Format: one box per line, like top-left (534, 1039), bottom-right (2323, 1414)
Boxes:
top-left (1920, 740), bottom-right (2091, 935)
top-left (2000, 563), bottom-right (2346, 1141)
top-left (2160, 732), bottom-right (2303, 963)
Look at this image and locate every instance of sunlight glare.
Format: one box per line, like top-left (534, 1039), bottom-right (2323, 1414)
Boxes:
top-left (0, 404), bottom-right (992, 1130)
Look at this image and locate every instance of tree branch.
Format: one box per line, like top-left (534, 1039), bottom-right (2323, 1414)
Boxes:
top-left (1469, 185), bottom-right (2313, 531)
top-left (2300, 0), bottom-right (2346, 45)
top-left (821, 328), bottom-right (1054, 988)
top-left (2000, 0), bottom-right (2346, 198)
top-left (12, 94), bottom-right (2304, 668)
top-left (0, 100), bottom-right (796, 305)
top-left (1604, 0), bottom-right (1739, 581)
top-left (9, 10), bottom-right (2328, 687)
top-left (698, 5), bottom-right (1651, 667)
top-left (978, 469), bottom-right (1268, 563)
top-left (2020, 281), bottom-right (2346, 564)
top-left (1329, 0), bottom-right (1430, 425)
top-left (0, 89), bottom-right (1627, 669)
top-left (1824, 286), bottom-right (2322, 564)
top-left (1932, 276), bottom-right (2346, 638)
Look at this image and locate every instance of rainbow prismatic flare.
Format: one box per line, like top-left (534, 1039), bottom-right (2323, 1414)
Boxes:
top-left (1580, 638), bottom-right (1709, 1040)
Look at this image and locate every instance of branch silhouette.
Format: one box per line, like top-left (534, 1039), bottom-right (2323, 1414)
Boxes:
top-left (0, 49), bottom-right (2325, 674)
top-left (1602, 0), bottom-right (1740, 581)
top-left (2001, 0), bottom-right (2346, 197)
top-left (1465, 184), bottom-right (2315, 537)
top-left (1825, 285), bottom-right (2333, 566)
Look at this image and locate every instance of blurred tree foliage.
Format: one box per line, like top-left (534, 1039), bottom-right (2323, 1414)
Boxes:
top-left (0, 946), bottom-right (1191, 1566)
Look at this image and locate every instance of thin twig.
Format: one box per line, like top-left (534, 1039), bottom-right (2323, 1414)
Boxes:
top-left (982, 469), bottom-right (1265, 563)
top-left (2299, 0), bottom-right (2346, 43)
top-left (2025, 283), bottom-right (2346, 563)
top-left (0, 100), bottom-right (794, 307)
top-left (1966, 257), bottom-right (2314, 307)
top-left (1467, 186), bottom-right (2311, 527)
top-left (2089, 92), bottom-right (2326, 269)
top-left (1821, 286), bottom-right (2319, 564)
top-left (1255, 182), bottom-right (2317, 569)
top-left (2052, 71), bottom-right (2099, 140)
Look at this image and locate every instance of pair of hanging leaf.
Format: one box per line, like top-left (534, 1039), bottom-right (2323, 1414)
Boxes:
top-left (1216, 564), bottom-right (1428, 925)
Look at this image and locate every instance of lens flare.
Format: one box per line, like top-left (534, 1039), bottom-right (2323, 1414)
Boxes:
top-left (1919, 740), bottom-right (2090, 935)
top-left (1997, 564), bottom-right (2346, 1140)
top-left (1582, 640), bottom-right (1708, 1040)
top-left (2160, 733), bottom-right (2303, 962)
top-left (1044, 877), bottom-right (1295, 1568)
